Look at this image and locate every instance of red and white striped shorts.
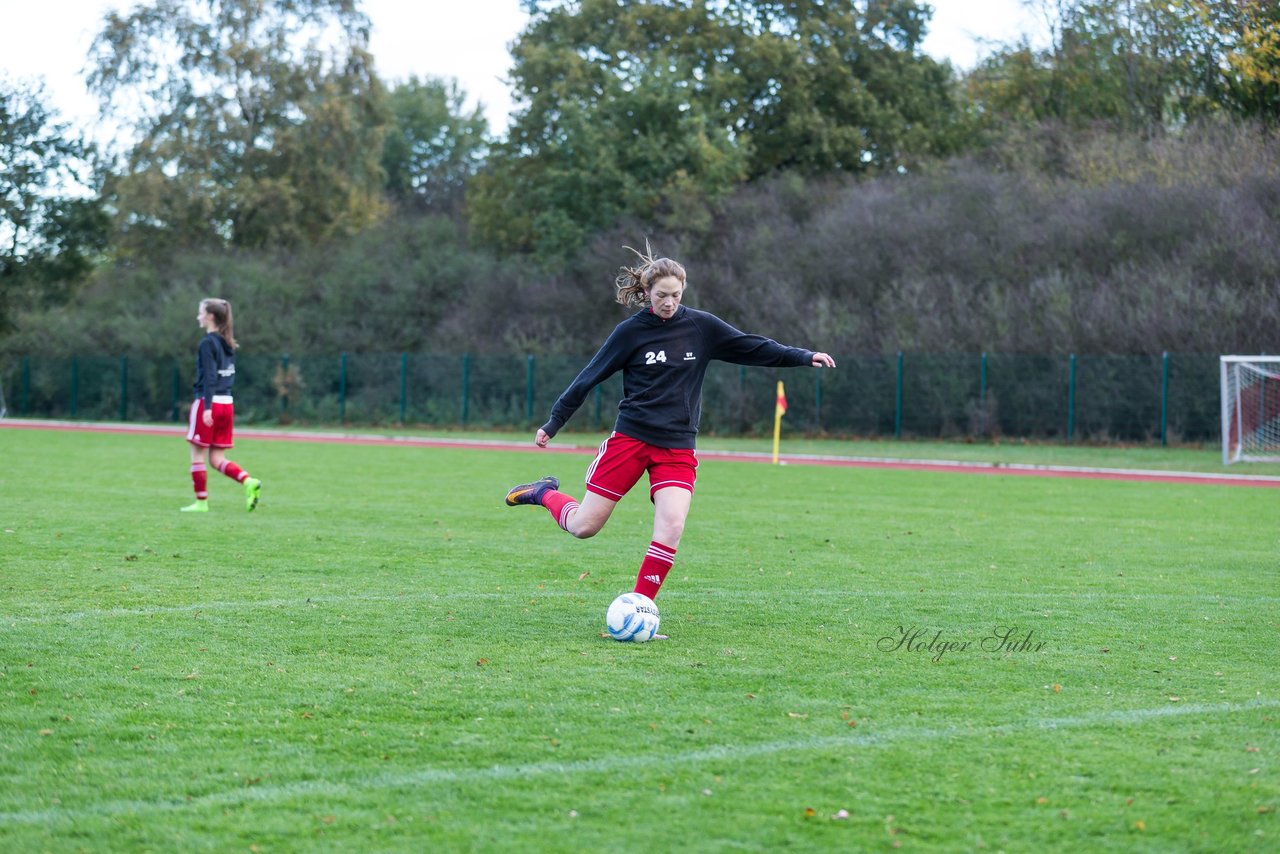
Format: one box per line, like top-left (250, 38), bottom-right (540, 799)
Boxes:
top-left (187, 396), bottom-right (235, 448)
top-left (584, 432), bottom-right (697, 502)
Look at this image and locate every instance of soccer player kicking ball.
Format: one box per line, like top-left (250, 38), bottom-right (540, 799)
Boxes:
top-left (181, 298), bottom-right (262, 513)
top-left (505, 245), bottom-right (835, 635)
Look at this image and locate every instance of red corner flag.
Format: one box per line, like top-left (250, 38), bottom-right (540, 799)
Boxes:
top-left (775, 381), bottom-right (788, 417)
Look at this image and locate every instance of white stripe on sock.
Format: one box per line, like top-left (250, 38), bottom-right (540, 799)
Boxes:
top-left (558, 502), bottom-right (579, 532)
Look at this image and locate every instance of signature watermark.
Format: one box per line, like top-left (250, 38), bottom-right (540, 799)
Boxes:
top-left (877, 625), bottom-right (1047, 662)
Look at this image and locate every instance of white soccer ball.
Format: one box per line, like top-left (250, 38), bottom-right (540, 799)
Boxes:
top-left (605, 592), bottom-right (660, 643)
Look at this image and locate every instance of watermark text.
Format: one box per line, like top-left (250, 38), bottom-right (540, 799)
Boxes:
top-left (877, 625), bottom-right (1047, 662)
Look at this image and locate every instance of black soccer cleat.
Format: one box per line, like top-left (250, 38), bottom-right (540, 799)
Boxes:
top-left (505, 475), bottom-right (560, 507)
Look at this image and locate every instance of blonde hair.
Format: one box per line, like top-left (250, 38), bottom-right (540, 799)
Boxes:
top-left (200, 298), bottom-right (238, 349)
top-left (614, 242), bottom-right (687, 308)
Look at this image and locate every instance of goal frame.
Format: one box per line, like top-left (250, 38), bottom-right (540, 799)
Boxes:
top-left (1220, 355), bottom-right (1280, 464)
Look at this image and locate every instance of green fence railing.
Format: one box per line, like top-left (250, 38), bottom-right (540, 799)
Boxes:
top-left (0, 351), bottom-right (1222, 444)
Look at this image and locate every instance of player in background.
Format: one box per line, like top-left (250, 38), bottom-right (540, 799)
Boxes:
top-left (505, 244), bottom-right (835, 619)
top-left (181, 298), bottom-right (262, 513)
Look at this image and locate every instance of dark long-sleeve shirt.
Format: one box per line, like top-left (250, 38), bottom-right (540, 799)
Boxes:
top-left (192, 332), bottom-right (236, 407)
top-left (542, 305), bottom-right (814, 448)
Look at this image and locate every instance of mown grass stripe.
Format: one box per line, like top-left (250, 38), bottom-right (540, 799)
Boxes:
top-left (2, 698), bottom-right (1274, 827)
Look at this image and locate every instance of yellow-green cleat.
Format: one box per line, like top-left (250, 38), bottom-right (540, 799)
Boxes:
top-left (245, 478), bottom-right (262, 511)
top-left (180, 500), bottom-right (209, 513)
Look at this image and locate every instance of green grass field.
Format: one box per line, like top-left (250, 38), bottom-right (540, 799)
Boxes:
top-left (175, 423), bottom-right (1280, 475)
top-left (1, 426), bottom-right (1277, 851)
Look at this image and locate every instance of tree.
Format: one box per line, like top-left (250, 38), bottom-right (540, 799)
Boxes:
top-left (716, 0), bottom-right (961, 173)
top-left (470, 0), bottom-right (746, 258)
top-left (470, 0), bottom-right (960, 257)
top-left (381, 76), bottom-right (489, 214)
top-left (962, 1), bottom-right (1280, 131)
top-left (0, 77), bottom-right (108, 333)
top-left (1188, 0), bottom-right (1280, 123)
top-left (963, 1), bottom-right (1193, 130)
top-left (87, 0), bottom-right (389, 252)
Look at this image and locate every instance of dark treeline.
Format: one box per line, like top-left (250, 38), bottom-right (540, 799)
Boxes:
top-left (7, 120), bottom-right (1277, 360)
top-left (2, 0), bottom-right (1278, 364)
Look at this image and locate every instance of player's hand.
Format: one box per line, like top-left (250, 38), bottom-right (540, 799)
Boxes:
top-left (202, 410), bottom-right (214, 427)
top-left (812, 352), bottom-right (836, 368)
top-left (535, 428), bottom-right (550, 448)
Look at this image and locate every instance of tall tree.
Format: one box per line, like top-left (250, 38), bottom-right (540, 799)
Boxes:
top-left (381, 76), bottom-right (489, 214)
top-left (963, 1), bottom-right (1280, 131)
top-left (470, 0), bottom-right (959, 257)
top-left (717, 0), bottom-right (960, 173)
top-left (471, 0), bottom-right (745, 258)
top-left (0, 78), bottom-right (108, 333)
top-left (1188, 0), bottom-right (1280, 123)
top-left (87, 0), bottom-right (389, 252)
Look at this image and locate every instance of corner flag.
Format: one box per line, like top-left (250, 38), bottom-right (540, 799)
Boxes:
top-left (772, 380), bottom-right (786, 464)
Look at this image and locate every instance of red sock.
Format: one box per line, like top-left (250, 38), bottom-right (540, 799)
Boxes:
top-left (542, 490), bottom-right (579, 532)
top-left (190, 463), bottom-right (208, 499)
top-left (633, 541), bottom-right (677, 599)
top-left (217, 460), bottom-right (248, 483)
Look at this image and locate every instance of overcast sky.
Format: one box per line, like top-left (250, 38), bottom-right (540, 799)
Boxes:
top-left (2, 0), bottom-right (1046, 142)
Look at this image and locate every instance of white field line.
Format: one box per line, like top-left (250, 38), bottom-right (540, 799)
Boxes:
top-left (6, 418), bottom-right (1280, 484)
top-left (1, 697), bottom-right (1276, 827)
top-left (705, 448), bottom-right (1280, 483)
top-left (5, 586), bottom-right (1279, 626)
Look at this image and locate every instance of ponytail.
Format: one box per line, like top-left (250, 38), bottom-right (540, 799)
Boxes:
top-left (200, 298), bottom-right (238, 349)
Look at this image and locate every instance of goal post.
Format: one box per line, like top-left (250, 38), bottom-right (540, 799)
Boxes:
top-left (1221, 355), bottom-right (1280, 464)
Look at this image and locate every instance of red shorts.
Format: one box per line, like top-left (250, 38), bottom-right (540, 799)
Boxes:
top-left (187, 397), bottom-right (235, 448)
top-left (584, 432), bottom-right (698, 502)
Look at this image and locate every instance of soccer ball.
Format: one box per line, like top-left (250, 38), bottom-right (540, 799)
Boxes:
top-left (605, 592), bottom-right (660, 642)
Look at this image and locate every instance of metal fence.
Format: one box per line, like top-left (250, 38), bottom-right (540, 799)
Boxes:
top-left (0, 351), bottom-right (1221, 444)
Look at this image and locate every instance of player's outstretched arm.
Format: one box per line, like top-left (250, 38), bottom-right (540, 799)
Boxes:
top-left (812, 352), bottom-right (836, 368)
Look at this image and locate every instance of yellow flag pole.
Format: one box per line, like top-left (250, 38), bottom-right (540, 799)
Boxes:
top-left (772, 380), bottom-right (786, 464)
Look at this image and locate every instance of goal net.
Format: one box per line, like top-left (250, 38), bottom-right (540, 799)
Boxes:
top-left (1221, 356), bottom-right (1280, 464)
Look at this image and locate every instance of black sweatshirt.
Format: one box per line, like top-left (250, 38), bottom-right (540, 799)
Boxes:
top-left (192, 332), bottom-right (236, 407)
top-left (542, 305), bottom-right (815, 449)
